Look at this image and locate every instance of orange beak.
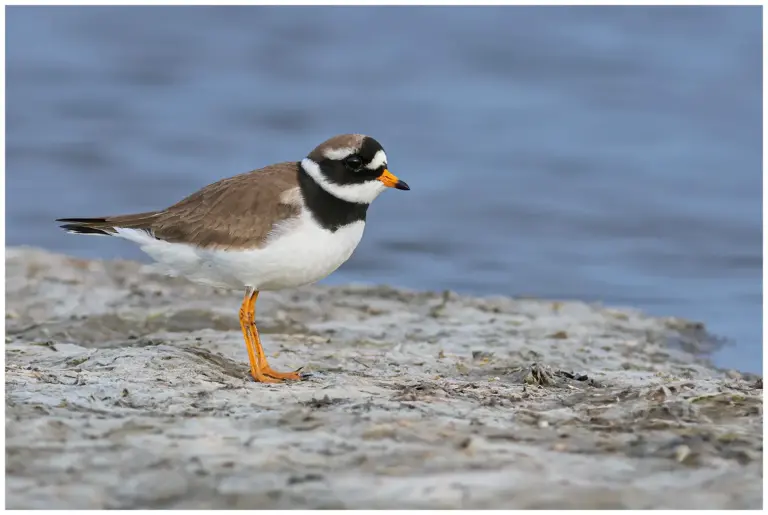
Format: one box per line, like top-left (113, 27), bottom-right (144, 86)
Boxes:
top-left (377, 169), bottom-right (410, 190)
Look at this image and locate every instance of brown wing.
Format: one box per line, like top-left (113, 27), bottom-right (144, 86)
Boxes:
top-left (151, 162), bottom-right (301, 249)
top-left (57, 162), bottom-right (302, 250)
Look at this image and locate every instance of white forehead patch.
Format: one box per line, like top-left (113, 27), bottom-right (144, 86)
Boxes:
top-left (322, 147), bottom-right (357, 161)
top-left (301, 158), bottom-right (387, 205)
top-left (365, 150), bottom-right (388, 170)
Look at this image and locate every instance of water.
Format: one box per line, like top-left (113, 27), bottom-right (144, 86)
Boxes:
top-left (6, 6), bottom-right (762, 372)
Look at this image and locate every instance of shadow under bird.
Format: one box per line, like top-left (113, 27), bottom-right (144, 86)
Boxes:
top-left (57, 134), bottom-right (410, 383)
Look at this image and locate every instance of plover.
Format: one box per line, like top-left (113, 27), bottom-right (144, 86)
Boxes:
top-left (57, 134), bottom-right (409, 383)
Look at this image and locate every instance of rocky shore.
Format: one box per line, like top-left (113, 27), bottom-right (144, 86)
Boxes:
top-left (5, 247), bottom-right (762, 509)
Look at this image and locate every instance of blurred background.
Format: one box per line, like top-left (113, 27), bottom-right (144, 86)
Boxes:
top-left (6, 6), bottom-right (762, 372)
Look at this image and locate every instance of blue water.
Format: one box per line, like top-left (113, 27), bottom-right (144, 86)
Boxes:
top-left (6, 6), bottom-right (762, 372)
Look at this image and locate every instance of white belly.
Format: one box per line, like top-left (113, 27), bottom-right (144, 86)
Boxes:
top-left (115, 213), bottom-right (366, 291)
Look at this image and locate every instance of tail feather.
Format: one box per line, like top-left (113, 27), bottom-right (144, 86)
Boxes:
top-left (56, 212), bottom-right (160, 236)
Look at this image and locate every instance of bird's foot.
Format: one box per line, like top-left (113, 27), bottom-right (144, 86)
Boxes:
top-left (264, 366), bottom-right (310, 381)
top-left (250, 367), bottom-right (282, 383)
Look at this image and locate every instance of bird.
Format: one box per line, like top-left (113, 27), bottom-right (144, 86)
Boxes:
top-left (56, 134), bottom-right (410, 383)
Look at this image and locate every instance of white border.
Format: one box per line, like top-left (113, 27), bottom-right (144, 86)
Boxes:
top-left (1, 3), bottom-right (765, 513)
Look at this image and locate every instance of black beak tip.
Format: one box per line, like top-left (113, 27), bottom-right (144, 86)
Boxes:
top-left (396, 180), bottom-right (410, 191)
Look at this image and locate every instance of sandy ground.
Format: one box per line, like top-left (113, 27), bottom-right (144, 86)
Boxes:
top-left (5, 247), bottom-right (762, 509)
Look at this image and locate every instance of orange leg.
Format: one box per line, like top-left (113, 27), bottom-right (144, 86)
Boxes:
top-left (246, 291), bottom-right (304, 381)
top-left (239, 290), bottom-right (279, 383)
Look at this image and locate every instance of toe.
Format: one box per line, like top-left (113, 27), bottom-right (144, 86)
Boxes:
top-left (264, 368), bottom-right (305, 381)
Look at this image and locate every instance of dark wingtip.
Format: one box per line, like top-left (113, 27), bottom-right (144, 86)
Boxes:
top-left (59, 224), bottom-right (111, 236)
top-left (56, 217), bottom-right (108, 223)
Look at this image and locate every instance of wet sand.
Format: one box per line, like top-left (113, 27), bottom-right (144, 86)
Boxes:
top-left (5, 247), bottom-right (762, 509)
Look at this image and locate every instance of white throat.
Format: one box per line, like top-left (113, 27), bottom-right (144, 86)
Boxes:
top-left (301, 158), bottom-right (387, 204)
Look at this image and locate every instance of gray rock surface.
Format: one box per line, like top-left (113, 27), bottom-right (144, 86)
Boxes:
top-left (5, 247), bottom-right (762, 509)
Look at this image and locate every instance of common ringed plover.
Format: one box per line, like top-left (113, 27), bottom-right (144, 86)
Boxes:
top-left (57, 134), bottom-right (409, 383)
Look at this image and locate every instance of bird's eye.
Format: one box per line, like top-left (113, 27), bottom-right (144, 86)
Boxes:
top-left (344, 155), bottom-right (363, 171)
